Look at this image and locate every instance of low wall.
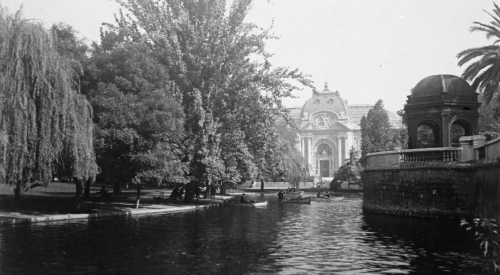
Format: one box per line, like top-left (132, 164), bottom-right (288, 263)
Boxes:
top-left (363, 136), bottom-right (500, 219)
top-left (248, 181), bottom-right (316, 189)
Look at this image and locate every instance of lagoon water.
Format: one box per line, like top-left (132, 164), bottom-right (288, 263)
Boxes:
top-left (0, 194), bottom-right (484, 274)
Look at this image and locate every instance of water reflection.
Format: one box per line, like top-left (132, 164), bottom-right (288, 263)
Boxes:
top-left (0, 194), bottom-right (485, 274)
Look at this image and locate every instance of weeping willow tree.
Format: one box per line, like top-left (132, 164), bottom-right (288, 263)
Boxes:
top-left (0, 7), bottom-right (97, 201)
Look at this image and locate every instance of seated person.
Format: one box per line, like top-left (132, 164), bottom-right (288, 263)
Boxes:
top-left (240, 193), bottom-right (248, 203)
top-left (296, 191), bottom-right (303, 200)
top-left (178, 186), bottom-right (184, 200)
top-left (99, 185), bottom-right (112, 201)
top-left (169, 186), bottom-right (179, 200)
top-left (317, 191), bottom-right (322, 198)
top-left (324, 191), bottom-right (331, 198)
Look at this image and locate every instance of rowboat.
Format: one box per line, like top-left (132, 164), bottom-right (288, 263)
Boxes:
top-left (223, 200), bottom-right (268, 207)
top-left (307, 196), bottom-right (344, 201)
top-left (278, 198), bottom-right (311, 204)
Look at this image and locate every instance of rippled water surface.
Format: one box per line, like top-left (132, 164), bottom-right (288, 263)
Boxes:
top-left (0, 194), bottom-right (485, 274)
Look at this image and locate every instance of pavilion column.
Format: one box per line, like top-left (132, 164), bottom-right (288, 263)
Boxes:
top-left (301, 138), bottom-right (305, 157)
top-left (337, 137), bottom-right (342, 170)
top-left (308, 137), bottom-right (313, 173)
top-left (346, 132), bottom-right (353, 153)
top-left (343, 137), bottom-right (348, 163)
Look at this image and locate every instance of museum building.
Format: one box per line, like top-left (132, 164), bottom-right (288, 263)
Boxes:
top-left (287, 84), bottom-right (401, 177)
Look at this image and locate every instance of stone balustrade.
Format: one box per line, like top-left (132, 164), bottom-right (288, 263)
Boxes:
top-left (366, 135), bottom-right (500, 170)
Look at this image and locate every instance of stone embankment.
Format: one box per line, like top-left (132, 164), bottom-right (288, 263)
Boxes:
top-left (364, 135), bottom-right (500, 219)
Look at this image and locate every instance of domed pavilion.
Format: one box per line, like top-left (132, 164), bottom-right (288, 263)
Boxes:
top-left (287, 83), bottom-right (401, 177)
top-left (404, 74), bottom-right (480, 149)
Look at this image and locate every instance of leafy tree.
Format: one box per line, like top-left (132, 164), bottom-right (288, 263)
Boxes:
top-left (458, 2), bottom-right (500, 111)
top-left (274, 120), bottom-right (307, 190)
top-left (85, 40), bottom-right (187, 194)
top-left (331, 147), bottom-right (362, 191)
top-left (111, 0), bottom-right (314, 200)
top-left (0, 7), bottom-right (97, 200)
top-left (359, 100), bottom-right (397, 166)
top-left (478, 94), bottom-right (500, 140)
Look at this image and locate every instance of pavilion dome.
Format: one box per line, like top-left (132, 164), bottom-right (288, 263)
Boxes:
top-left (411, 74), bottom-right (474, 98)
top-left (300, 83), bottom-right (350, 120)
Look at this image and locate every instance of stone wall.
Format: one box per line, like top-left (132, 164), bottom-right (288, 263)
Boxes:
top-left (363, 135), bottom-right (500, 219)
top-left (363, 166), bottom-right (477, 218)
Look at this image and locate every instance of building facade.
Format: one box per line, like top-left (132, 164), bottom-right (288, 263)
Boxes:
top-left (288, 84), bottom-right (401, 177)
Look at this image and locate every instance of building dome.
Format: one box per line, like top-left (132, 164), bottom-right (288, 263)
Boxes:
top-left (412, 74), bottom-right (474, 98)
top-left (300, 84), bottom-right (349, 120)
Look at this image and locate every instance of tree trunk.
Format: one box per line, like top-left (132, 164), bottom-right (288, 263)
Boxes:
top-left (14, 180), bottom-right (21, 200)
top-left (219, 181), bottom-right (227, 195)
top-left (184, 181), bottom-right (195, 203)
top-left (83, 177), bottom-right (92, 200)
top-left (260, 179), bottom-right (264, 192)
top-left (72, 177), bottom-right (84, 212)
top-left (113, 180), bottom-right (121, 194)
top-left (135, 184), bottom-right (141, 209)
top-left (206, 184), bottom-right (212, 199)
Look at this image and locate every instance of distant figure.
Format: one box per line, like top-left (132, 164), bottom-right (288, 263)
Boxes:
top-left (324, 191), bottom-right (331, 198)
top-left (178, 186), bottom-right (184, 200)
top-left (169, 186), bottom-right (180, 200)
top-left (210, 184), bottom-right (218, 200)
top-left (195, 185), bottom-right (202, 201)
top-left (99, 185), bottom-right (111, 201)
top-left (287, 187), bottom-right (291, 193)
top-left (278, 190), bottom-right (285, 201)
top-left (296, 191), bottom-right (303, 201)
top-left (317, 191), bottom-right (321, 198)
top-left (240, 193), bottom-right (248, 203)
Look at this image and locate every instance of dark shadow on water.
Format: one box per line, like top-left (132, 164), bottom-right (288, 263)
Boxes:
top-left (361, 212), bottom-right (483, 274)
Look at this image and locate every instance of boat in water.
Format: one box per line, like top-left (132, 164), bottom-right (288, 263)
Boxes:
top-left (223, 200), bottom-right (268, 207)
top-left (307, 196), bottom-right (344, 201)
top-left (277, 198), bottom-right (311, 204)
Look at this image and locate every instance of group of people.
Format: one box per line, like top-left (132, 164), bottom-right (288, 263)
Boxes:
top-left (239, 193), bottom-right (256, 203)
top-left (277, 190), bottom-right (304, 201)
top-left (317, 191), bottom-right (331, 198)
top-left (168, 185), bottom-right (185, 200)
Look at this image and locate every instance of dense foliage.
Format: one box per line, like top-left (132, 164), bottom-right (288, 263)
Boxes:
top-left (458, 2), bottom-right (500, 116)
top-left (359, 100), bottom-right (397, 165)
top-left (0, 8), bottom-right (97, 198)
top-left (96, 0), bottom-right (314, 199)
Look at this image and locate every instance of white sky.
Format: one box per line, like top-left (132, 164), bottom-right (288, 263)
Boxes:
top-left (1, 0), bottom-right (495, 113)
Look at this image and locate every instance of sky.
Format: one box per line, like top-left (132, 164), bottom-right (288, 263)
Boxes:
top-left (1, 0), bottom-right (496, 113)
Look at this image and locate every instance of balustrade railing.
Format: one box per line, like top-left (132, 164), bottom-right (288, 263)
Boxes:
top-left (400, 148), bottom-right (459, 163)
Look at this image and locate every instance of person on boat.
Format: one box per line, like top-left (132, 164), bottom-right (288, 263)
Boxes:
top-left (296, 191), bottom-right (303, 201)
top-left (316, 191), bottom-right (322, 198)
top-left (278, 190), bottom-right (286, 201)
top-left (240, 193), bottom-right (248, 203)
top-left (324, 191), bottom-right (331, 198)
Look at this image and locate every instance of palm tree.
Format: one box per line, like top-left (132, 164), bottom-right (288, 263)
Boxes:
top-left (458, 3), bottom-right (500, 107)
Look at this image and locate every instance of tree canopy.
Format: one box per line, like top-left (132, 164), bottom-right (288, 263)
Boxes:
top-left (0, 7), bottom-right (97, 197)
top-left (359, 100), bottom-right (397, 165)
top-left (99, 0), bottom-right (313, 194)
top-left (458, 2), bottom-right (500, 111)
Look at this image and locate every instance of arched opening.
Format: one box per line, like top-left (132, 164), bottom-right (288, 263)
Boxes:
top-left (317, 143), bottom-right (332, 156)
top-left (450, 119), bottom-right (473, 147)
top-left (416, 120), bottom-right (440, 148)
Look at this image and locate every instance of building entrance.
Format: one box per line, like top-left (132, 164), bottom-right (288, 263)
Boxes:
top-left (320, 160), bottom-right (330, 177)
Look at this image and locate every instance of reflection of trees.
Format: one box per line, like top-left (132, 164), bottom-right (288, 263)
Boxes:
top-left (361, 213), bottom-right (482, 274)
